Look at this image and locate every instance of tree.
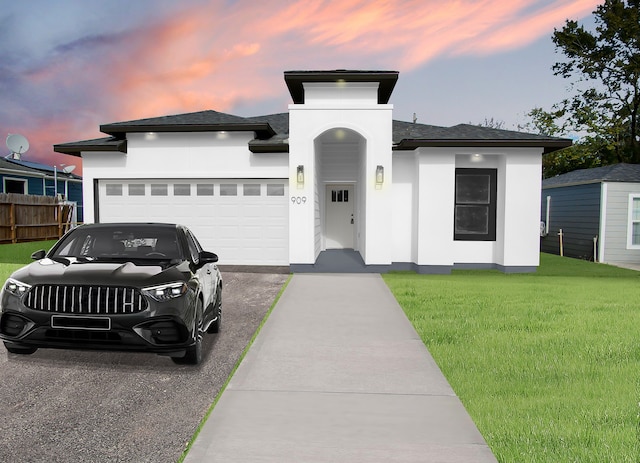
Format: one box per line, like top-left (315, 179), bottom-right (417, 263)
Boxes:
top-left (530, 0), bottom-right (640, 177)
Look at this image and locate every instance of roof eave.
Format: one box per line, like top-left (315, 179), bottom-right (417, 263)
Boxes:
top-left (53, 139), bottom-right (128, 157)
top-left (248, 142), bottom-right (290, 154)
top-left (100, 123), bottom-right (276, 139)
top-left (284, 70), bottom-right (399, 104)
top-left (393, 139), bottom-right (572, 153)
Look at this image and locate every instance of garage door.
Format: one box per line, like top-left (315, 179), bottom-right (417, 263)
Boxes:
top-left (97, 179), bottom-right (289, 265)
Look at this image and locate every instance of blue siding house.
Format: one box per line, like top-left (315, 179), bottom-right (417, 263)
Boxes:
top-left (0, 157), bottom-right (83, 222)
top-left (541, 163), bottom-right (640, 265)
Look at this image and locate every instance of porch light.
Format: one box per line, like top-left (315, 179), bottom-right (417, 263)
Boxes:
top-left (297, 165), bottom-right (304, 188)
top-left (375, 165), bottom-right (384, 185)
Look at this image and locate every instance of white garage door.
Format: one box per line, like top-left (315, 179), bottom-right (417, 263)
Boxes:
top-left (97, 179), bottom-right (289, 265)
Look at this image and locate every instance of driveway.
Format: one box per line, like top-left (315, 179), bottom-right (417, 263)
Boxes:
top-left (0, 272), bottom-right (288, 463)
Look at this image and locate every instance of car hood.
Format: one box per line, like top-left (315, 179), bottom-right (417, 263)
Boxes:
top-left (9, 258), bottom-right (191, 287)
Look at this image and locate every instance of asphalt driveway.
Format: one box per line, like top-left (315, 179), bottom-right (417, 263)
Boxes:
top-left (0, 271), bottom-right (288, 463)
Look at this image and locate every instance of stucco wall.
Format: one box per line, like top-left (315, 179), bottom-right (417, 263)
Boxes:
top-left (392, 147), bottom-right (543, 271)
top-left (81, 131), bottom-right (288, 222)
top-left (287, 86), bottom-right (393, 265)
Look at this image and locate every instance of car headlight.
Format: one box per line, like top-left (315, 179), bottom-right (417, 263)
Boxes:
top-left (142, 282), bottom-right (188, 302)
top-left (3, 278), bottom-right (32, 298)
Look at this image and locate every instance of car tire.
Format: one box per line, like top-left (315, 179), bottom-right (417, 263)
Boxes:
top-left (172, 301), bottom-right (203, 365)
top-left (3, 341), bottom-right (37, 355)
top-left (207, 285), bottom-right (222, 334)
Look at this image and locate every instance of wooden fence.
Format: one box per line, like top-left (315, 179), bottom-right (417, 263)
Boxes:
top-left (0, 193), bottom-right (75, 244)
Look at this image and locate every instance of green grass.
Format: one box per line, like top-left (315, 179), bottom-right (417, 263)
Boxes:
top-left (383, 253), bottom-right (640, 463)
top-left (0, 240), bottom-right (56, 264)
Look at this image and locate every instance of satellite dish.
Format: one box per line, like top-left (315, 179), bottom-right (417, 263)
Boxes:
top-left (62, 165), bottom-right (76, 174)
top-left (6, 134), bottom-right (30, 159)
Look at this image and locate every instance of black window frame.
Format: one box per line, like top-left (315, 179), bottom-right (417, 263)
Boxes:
top-left (454, 168), bottom-right (497, 241)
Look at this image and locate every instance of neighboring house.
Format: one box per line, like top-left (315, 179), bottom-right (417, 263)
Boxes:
top-left (541, 163), bottom-right (640, 265)
top-left (54, 70), bottom-right (570, 273)
top-left (0, 156), bottom-right (84, 222)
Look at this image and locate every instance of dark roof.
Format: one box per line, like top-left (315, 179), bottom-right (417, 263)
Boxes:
top-left (284, 70), bottom-right (399, 104)
top-left (0, 157), bottom-right (80, 179)
top-left (54, 136), bottom-right (127, 156)
top-left (100, 110), bottom-right (275, 139)
top-left (245, 113), bottom-right (290, 153)
top-left (542, 163), bottom-right (640, 188)
top-left (0, 157), bottom-right (46, 176)
top-left (54, 111), bottom-right (571, 157)
top-left (392, 122), bottom-right (571, 154)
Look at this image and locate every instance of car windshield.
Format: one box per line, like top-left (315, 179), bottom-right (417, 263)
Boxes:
top-left (51, 226), bottom-right (182, 261)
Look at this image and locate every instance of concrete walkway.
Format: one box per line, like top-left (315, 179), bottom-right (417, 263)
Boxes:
top-left (184, 274), bottom-right (497, 462)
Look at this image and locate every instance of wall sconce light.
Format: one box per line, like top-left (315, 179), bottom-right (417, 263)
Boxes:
top-left (375, 165), bottom-right (384, 185)
top-left (297, 165), bottom-right (304, 188)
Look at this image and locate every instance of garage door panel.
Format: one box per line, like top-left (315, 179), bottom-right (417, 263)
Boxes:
top-left (98, 179), bottom-right (288, 265)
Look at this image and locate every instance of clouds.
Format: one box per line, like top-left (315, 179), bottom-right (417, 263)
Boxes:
top-left (0, 0), bottom-right (599, 168)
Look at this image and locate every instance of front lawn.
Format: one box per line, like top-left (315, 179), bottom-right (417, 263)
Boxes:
top-left (0, 240), bottom-right (56, 264)
top-left (383, 254), bottom-right (640, 463)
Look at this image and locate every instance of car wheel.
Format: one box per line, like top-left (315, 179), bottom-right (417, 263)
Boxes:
top-left (207, 285), bottom-right (222, 334)
top-left (3, 341), bottom-right (37, 355)
top-left (172, 300), bottom-right (203, 365)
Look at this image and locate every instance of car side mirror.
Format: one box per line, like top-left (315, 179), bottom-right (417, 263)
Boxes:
top-left (198, 251), bottom-right (218, 265)
top-left (31, 250), bottom-right (46, 260)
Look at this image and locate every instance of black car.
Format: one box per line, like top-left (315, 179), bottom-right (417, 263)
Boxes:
top-left (0, 223), bottom-right (222, 365)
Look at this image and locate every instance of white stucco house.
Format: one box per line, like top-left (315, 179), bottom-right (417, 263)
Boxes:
top-left (55, 70), bottom-right (571, 273)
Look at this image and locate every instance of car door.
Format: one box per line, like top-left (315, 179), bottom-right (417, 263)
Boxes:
top-left (185, 229), bottom-right (215, 314)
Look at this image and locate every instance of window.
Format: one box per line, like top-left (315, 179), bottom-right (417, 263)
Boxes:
top-left (220, 184), bottom-right (237, 196)
top-left (128, 184), bottom-right (145, 196)
top-left (174, 184), bottom-right (191, 196)
top-left (197, 184), bottom-right (214, 196)
top-left (454, 168), bottom-right (497, 241)
top-left (628, 195), bottom-right (640, 248)
top-left (106, 184), bottom-right (123, 196)
top-left (267, 184), bottom-right (285, 196)
top-left (331, 189), bottom-right (349, 202)
top-left (243, 184), bottom-right (261, 196)
top-left (4, 178), bottom-right (26, 194)
top-left (151, 184), bottom-right (168, 196)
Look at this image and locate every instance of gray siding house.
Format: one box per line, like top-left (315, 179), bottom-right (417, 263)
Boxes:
top-left (541, 163), bottom-right (640, 265)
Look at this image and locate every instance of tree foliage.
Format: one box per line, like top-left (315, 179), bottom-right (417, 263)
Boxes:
top-left (529, 0), bottom-right (640, 177)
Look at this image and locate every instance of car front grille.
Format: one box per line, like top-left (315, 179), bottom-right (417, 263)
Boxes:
top-left (25, 285), bottom-right (147, 314)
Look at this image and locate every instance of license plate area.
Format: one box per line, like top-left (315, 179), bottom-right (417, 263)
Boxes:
top-left (51, 315), bottom-right (111, 331)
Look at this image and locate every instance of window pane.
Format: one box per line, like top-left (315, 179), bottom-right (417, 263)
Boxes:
top-left (106, 184), bottom-right (122, 196)
top-left (455, 205), bottom-right (489, 235)
top-left (5, 179), bottom-right (26, 194)
top-left (633, 198), bottom-right (640, 221)
top-left (174, 184), bottom-right (191, 196)
top-left (150, 184), bottom-right (168, 196)
top-left (456, 175), bottom-right (490, 204)
top-left (220, 184), bottom-right (237, 196)
top-left (243, 184), bottom-right (261, 196)
top-left (267, 184), bottom-right (284, 196)
top-left (128, 184), bottom-right (145, 196)
top-left (197, 184), bottom-right (214, 196)
top-left (633, 223), bottom-right (640, 246)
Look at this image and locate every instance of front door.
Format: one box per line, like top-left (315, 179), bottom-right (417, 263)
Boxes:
top-left (325, 184), bottom-right (354, 249)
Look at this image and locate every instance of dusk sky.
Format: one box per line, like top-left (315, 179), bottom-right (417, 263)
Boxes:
top-left (1, 0), bottom-right (600, 173)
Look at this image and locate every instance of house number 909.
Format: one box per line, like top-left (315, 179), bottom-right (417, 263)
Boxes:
top-left (291, 196), bottom-right (307, 205)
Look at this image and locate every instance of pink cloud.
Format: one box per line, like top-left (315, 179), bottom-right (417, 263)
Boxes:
top-left (9, 0), bottom-right (601, 172)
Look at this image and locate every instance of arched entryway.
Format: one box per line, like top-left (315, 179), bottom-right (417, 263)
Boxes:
top-left (314, 127), bottom-right (367, 261)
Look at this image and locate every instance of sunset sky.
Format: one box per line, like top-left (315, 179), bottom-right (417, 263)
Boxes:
top-left (1, 0), bottom-right (600, 173)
